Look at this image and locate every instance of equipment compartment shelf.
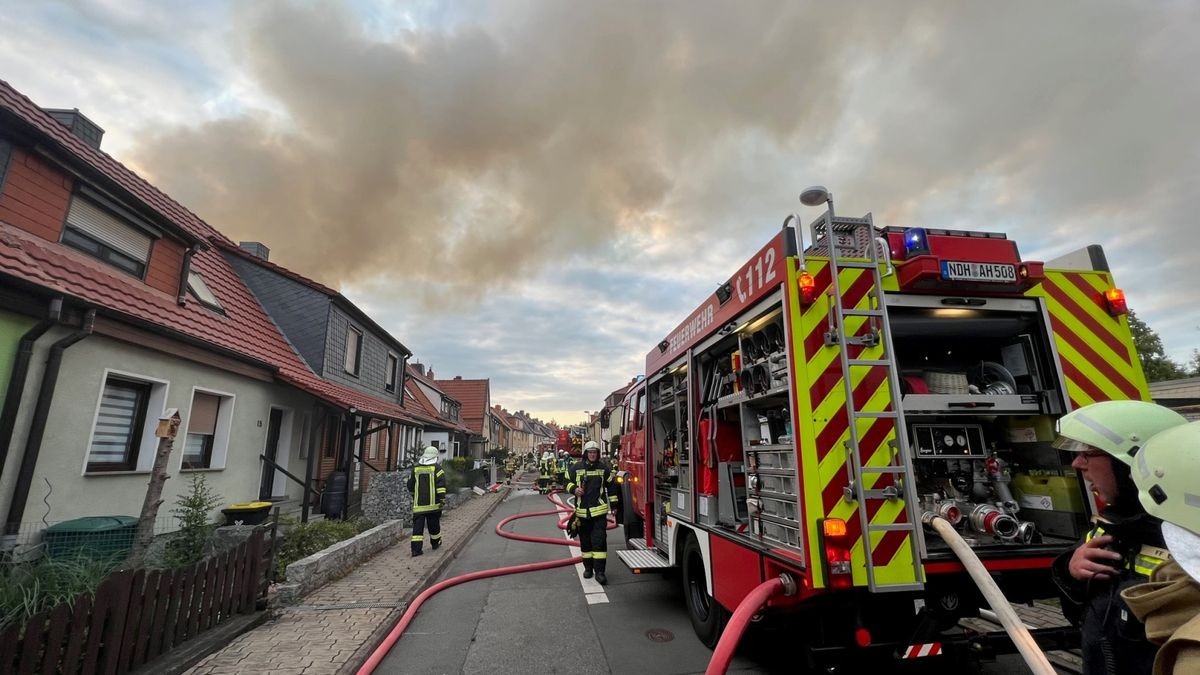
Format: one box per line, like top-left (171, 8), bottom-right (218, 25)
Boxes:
top-left (717, 384), bottom-right (790, 410)
top-left (901, 393), bottom-right (1043, 415)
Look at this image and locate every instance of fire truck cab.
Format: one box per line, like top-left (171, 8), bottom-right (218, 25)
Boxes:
top-left (614, 205), bottom-right (1148, 665)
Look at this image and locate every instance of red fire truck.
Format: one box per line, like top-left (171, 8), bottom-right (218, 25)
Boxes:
top-left (613, 197), bottom-right (1149, 666)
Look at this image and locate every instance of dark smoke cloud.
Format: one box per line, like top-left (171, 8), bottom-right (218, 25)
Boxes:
top-left (131, 0), bottom-right (915, 305)
top-left (131, 0), bottom-right (1199, 333)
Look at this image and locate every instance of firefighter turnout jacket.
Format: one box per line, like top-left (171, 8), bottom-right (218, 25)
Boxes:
top-left (565, 458), bottom-right (618, 518)
top-left (407, 463), bottom-right (447, 514)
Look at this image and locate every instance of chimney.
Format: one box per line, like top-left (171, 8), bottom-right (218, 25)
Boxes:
top-left (239, 241), bottom-right (270, 261)
top-left (411, 362), bottom-right (425, 376)
top-left (43, 108), bottom-right (104, 150)
top-left (454, 375), bottom-right (462, 380)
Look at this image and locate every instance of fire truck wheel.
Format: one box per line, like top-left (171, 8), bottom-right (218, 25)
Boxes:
top-left (682, 535), bottom-right (728, 648)
top-left (621, 482), bottom-right (643, 546)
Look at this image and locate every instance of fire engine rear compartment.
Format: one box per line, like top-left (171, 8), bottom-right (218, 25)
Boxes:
top-left (648, 288), bottom-right (1091, 568)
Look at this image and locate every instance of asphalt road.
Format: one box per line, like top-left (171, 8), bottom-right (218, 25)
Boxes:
top-left (374, 490), bottom-right (1059, 674)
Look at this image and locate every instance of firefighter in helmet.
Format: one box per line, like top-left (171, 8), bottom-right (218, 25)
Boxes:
top-left (565, 440), bottom-right (618, 585)
top-left (407, 446), bottom-right (447, 557)
top-left (1051, 400), bottom-right (1187, 675)
top-left (538, 451), bottom-right (554, 493)
top-left (1121, 422), bottom-right (1200, 675)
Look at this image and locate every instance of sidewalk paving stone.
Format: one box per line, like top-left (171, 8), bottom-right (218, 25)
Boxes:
top-left (187, 488), bottom-right (507, 675)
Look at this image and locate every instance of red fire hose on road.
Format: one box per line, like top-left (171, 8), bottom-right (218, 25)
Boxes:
top-left (704, 575), bottom-right (797, 675)
top-left (357, 491), bottom-right (612, 675)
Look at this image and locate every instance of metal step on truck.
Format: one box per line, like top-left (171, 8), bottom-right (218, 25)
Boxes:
top-left (613, 188), bottom-right (1149, 669)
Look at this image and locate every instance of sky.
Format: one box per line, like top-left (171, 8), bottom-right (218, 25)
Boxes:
top-left (2, 0), bottom-right (1197, 424)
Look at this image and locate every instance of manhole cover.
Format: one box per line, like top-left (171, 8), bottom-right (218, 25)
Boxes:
top-left (645, 628), bottom-right (674, 643)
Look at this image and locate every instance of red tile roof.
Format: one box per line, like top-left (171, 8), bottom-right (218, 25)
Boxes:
top-left (0, 79), bottom-right (416, 424)
top-left (403, 366), bottom-right (470, 432)
top-left (434, 377), bottom-right (489, 436)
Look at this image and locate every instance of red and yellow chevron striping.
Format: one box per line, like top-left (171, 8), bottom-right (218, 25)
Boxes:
top-left (1027, 269), bottom-right (1150, 408)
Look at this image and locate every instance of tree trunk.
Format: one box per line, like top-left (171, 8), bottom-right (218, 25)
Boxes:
top-left (127, 436), bottom-right (174, 566)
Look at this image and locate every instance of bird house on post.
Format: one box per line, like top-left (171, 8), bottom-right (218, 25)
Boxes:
top-left (156, 408), bottom-right (181, 440)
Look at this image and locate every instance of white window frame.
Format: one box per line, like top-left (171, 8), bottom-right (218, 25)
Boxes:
top-left (344, 325), bottom-right (363, 376)
top-left (178, 386), bottom-right (236, 472)
top-left (384, 352), bottom-right (399, 392)
top-left (82, 369), bottom-right (169, 475)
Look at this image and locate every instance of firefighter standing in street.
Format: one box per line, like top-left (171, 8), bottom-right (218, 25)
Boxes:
top-left (1051, 401), bottom-right (1187, 675)
top-left (565, 440), bottom-right (618, 585)
top-left (407, 446), bottom-right (447, 557)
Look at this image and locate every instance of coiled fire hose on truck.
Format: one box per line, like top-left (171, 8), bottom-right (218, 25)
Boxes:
top-left (357, 491), bottom-right (615, 675)
top-left (926, 515), bottom-right (1055, 675)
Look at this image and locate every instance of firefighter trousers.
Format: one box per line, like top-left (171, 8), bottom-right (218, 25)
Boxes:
top-left (411, 510), bottom-right (442, 554)
top-left (577, 516), bottom-right (607, 572)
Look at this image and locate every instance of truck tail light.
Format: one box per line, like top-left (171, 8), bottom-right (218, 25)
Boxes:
top-left (821, 518), bottom-right (853, 589)
top-left (798, 271), bottom-right (818, 305)
top-left (1105, 288), bottom-right (1128, 316)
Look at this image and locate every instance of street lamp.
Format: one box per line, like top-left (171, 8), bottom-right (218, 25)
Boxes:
top-left (799, 185), bottom-right (831, 208)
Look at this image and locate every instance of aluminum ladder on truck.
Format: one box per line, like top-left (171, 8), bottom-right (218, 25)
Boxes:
top-left (814, 214), bottom-right (924, 593)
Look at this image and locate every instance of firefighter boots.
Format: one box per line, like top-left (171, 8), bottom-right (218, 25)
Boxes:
top-left (582, 559), bottom-right (594, 579)
top-left (594, 560), bottom-right (607, 586)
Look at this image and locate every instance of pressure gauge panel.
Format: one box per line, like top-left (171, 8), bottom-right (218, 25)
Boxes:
top-left (912, 424), bottom-right (987, 458)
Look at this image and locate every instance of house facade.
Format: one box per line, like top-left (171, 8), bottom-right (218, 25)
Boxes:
top-left (0, 81), bottom-right (436, 553)
top-left (434, 376), bottom-right (490, 458)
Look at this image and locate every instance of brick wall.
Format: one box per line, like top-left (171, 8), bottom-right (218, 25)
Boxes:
top-left (0, 146), bottom-right (71, 241)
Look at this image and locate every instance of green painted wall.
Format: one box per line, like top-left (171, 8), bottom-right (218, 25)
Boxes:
top-left (0, 310), bottom-right (35, 412)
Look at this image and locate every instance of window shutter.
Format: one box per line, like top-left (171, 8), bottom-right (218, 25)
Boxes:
top-left (188, 392), bottom-right (221, 435)
top-left (89, 381), bottom-right (143, 464)
top-left (67, 197), bottom-right (152, 261)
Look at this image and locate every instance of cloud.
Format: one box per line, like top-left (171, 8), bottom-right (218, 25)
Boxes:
top-left (4, 0), bottom-right (1198, 417)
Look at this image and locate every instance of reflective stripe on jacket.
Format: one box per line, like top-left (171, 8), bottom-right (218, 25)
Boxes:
top-left (1086, 524), bottom-right (1171, 577)
top-left (565, 460), bottom-right (618, 518)
top-left (407, 464), bottom-right (447, 514)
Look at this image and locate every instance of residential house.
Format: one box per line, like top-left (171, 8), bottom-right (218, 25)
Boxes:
top-left (1150, 376), bottom-right (1200, 421)
top-left (434, 375), bottom-right (490, 458)
top-left (488, 404), bottom-right (512, 454)
top-left (222, 242), bottom-right (425, 504)
top-left (0, 81), bottom-right (422, 546)
top-left (404, 364), bottom-right (471, 460)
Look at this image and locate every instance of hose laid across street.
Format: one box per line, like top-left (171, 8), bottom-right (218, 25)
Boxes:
top-left (704, 576), bottom-right (793, 675)
top-left (927, 516), bottom-right (1056, 675)
top-left (357, 489), bottom-right (612, 675)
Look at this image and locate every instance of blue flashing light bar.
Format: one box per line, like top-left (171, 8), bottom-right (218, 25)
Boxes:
top-left (903, 227), bottom-right (931, 256)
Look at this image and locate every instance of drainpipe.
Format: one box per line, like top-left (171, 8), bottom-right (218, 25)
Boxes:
top-left (3, 309), bottom-right (95, 539)
top-left (0, 297), bottom-right (62, 479)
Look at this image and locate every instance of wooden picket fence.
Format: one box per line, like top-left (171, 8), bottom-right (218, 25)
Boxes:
top-left (0, 528), bottom-right (267, 675)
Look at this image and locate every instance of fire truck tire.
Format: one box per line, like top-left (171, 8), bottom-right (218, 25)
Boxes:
top-left (682, 535), bottom-right (728, 648)
top-left (621, 481), bottom-right (643, 547)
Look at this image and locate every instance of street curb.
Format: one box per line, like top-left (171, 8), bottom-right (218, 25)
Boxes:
top-left (340, 485), bottom-right (513, 674)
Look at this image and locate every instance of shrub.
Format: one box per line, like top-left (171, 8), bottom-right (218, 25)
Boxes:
top-left (275, 517), bottom-right (374, 581)
top-left (163, 475), bottom-right (223, 568)
top-left (440, 461), bottom-right (466, 492)
top-left (0, 555), bottom-right (120, 630)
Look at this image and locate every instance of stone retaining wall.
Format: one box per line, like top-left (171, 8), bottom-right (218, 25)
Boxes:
top-left (275, 488), bottom-right (478, 605)
top-left (275, 519), bottom-right (405, 605)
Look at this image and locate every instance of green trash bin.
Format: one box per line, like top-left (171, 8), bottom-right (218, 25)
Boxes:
top-left (43, 516), bottom-right (138, 559)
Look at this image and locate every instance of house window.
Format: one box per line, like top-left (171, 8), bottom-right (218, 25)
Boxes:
top-left (385, 353), bottom-right (398, 392)
top-left (366, 424), bottom-right (378, 460)
top-left (0, 139), bottom-right (11, 190)
top-left (183, 391), bottom-right (232, 470)
top-left (61, 196), bottom-right (152, 278)
top-left (87, 377), bottom-right (151, 471)
top-left (187, 271), bottom-right (223, 312)
top-left (344, 325), bottom-right (363, 375)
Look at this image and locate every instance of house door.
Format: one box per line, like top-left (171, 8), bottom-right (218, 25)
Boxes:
top-left (260, 408), bottom-right (284, 500)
